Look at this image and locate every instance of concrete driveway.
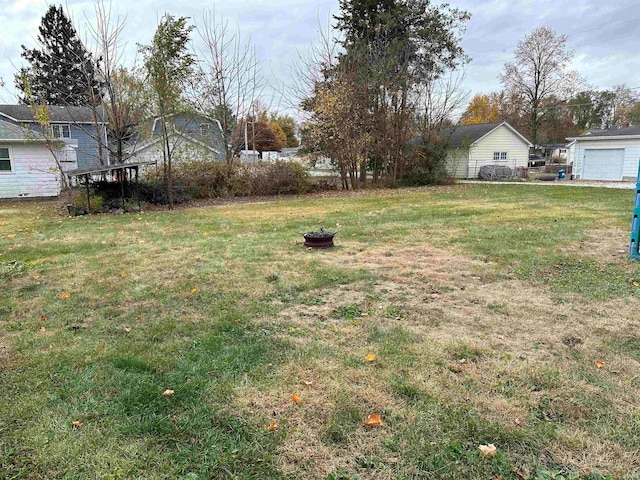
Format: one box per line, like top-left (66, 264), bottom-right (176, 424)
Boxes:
top-left (459, 180), bottom-right (635, 190)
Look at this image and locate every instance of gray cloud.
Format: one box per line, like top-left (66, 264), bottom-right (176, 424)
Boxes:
top-left (1, 0), bottom-right (637, 113)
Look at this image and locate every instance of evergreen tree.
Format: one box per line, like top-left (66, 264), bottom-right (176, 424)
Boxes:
top-left (15, 5), bottom-right (101, 106)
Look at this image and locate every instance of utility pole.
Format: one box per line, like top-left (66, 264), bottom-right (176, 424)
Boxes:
top-left (252, 103), bottom-right (256, 158)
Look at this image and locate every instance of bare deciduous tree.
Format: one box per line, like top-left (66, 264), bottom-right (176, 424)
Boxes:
top-left (500, 27), bottom-right (582, 147)
top-left (192, 12), bottom-right (263, 164)
top-left (86, 0), bottom-right (147, 165)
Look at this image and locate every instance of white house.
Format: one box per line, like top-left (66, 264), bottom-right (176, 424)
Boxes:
top-left (0, 118), bottom-right (76, 199)
top-left (240, 149), bottom-right (260, 163)
top-left (444, 121), bottom-right (532, 178)
top-left (567, 126), bottom-right (640, 181)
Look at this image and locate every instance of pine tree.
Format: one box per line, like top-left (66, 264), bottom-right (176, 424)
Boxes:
top-left (15, 5), bottom-right (101, 106)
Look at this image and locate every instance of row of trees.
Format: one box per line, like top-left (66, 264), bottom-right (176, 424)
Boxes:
top-left (13, 4), bottom-right (299, 206)
top-left (300, 0), bottom-right (471, 189)
top-left (460, 27), bottom-right (640, 146)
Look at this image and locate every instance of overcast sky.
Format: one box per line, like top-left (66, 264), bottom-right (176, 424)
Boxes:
top-left (1, 0), bottom-right (638, 120)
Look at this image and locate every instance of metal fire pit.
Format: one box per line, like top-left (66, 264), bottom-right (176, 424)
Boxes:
top-left (303, 230), bottom-right (337, 248)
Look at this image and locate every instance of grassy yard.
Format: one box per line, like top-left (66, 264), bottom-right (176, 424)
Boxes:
top-left (2, 184), bottom-right (640, 479)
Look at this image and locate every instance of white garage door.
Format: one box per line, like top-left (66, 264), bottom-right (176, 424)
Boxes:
top-left (583, 149), bottom-right (624, 180)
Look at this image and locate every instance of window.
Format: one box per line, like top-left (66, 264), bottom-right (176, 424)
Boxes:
top-left (559, 149), bottom-right (567, 154)
top-left (493, 151), bottom-right (508, 161)
top-left (51, 124), bottom-right (71, 138)
top-left (200, 123), bottom-right (210, 136)
top-left (0, 147), bottom-right (11, 172)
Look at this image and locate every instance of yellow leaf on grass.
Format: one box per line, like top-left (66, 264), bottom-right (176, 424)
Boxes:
top-left (291, 394), bottom-right (302, 403)
top-left (191, 288), bottom-right (198, 294)
top-left (72, 421), bottom-right (84, 428)
top-left (7, 234), bottom-right (15, 239)
top-left (123, 326), bottom-right (132, 333)
top-left (595, 360), bottom-right (604, 368)
top-left (634, 281), bottom-right (639, 287)
top-left (365, 353), bottom-right (376, 362)
top-left (119, 272), bottom-right (127, 278)
top-left (479, 444), bottom-right (497, 458)
top-left (162, 389), bottom-right (175, 397)
top-left (267, 421), bottom-right (277, 431)
top-left (39, 326), bottom-right (46, 332)
top-left (364, 413), bottom-right (383, 427)
top-left (58, 291), bottom-right (71, 299)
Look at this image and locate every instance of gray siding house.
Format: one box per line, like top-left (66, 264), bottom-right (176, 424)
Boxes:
top-left (0, 104), bottom-right (108, 169)
top-left (127, 113), bottom-right (226, 164)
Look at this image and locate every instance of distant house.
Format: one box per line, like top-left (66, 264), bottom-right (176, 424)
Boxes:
top-left (126, 113), bottom-right (225, 164)
top-left (0, 117), bottom-right (76, 199)
top-left (566, 126), bottom-right (640, 181)
top-left (0, 104), bottom-right (108, 169)
top-left (444, 121), bottom-right (532, 178)
top-left (239, 149), bottom-right (260, 163)
top-left (541, 143), bottom-right (569, 162)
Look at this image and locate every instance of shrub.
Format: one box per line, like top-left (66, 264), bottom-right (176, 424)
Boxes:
top-left (139, 160), bottom-right (310, 204)
top-left (399, 141), bottom-right (451, 186)
top-left (247, 161), bottom-right (310, 196)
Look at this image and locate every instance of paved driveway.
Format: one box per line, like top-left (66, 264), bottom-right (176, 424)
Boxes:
top-left (459, 180), bottom-right (635, 190)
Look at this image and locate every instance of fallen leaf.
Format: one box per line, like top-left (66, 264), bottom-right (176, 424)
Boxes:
top-left (162, 389), bottom-right (175, 397)
top-left (97, 344), bottom-right (106, 351)
top-left (364, 413), bottom-right (383, 427)
top-left (123, 326), bottom-right (132, 333)
top-left (33, 275), bottom-right (41, 281)
top-left (303, 380), bottom-right (313, 386)
top-left (40, 315), bottom-right (47, 320)
top-left (39, 326), bottom-right (46, 332)
top-left (291, 394), bottom-right (302, 403)
top-left (479, 444), bottom-right (497, 458)
top-left (634, 281), bottom-right (639, 287)
top-left (7, 234), bottom-right (15, 239)
top-left (365, 353), bottom-right (376, 362)
top-left (58, 291), bottom-right (71, 299)
top-left (267, 421), bottom-right (277, 431)
top-left (595, 360), bottom-right (604, 368)
top-left (72, 421), bottom-right (84, 428)
top-left (191, 288), bottom-right (198, 294)
top-left (119, 272), bottom-right (127, 278)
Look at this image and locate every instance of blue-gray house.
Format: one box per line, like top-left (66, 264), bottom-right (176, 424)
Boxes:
top-left (0, 104), bottom-right (108, 169)
top-left (127, 113), bottom-right (226, 164)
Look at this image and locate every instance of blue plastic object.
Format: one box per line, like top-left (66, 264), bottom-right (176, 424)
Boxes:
top-left (629, 159), bottom-right (640, 259)
top-left (558, 169), bottom-right (565, 179)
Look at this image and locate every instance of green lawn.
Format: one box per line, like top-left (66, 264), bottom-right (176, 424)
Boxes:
top-left (2, 184), bottom-right (640, 479)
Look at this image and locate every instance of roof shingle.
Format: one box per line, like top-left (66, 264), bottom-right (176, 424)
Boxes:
top-left (0, 104), bottom-right (106, 124)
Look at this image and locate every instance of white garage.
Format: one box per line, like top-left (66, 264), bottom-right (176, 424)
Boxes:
top-left (568, 127), bottom-right (640, 181)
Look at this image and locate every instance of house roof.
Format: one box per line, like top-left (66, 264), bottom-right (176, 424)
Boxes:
top-left (567, 125), bottom-right (640, 142)
top-left (579, 126), bottom-right (640, 137)
top-left (445, 122), bottom-right (503, 148)
top-left (0, 118), bottom-right (46, 142)
top-left (0, 104), bottom-right (106, 124)
top-left (444, 121), bottom-right (532, 148)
